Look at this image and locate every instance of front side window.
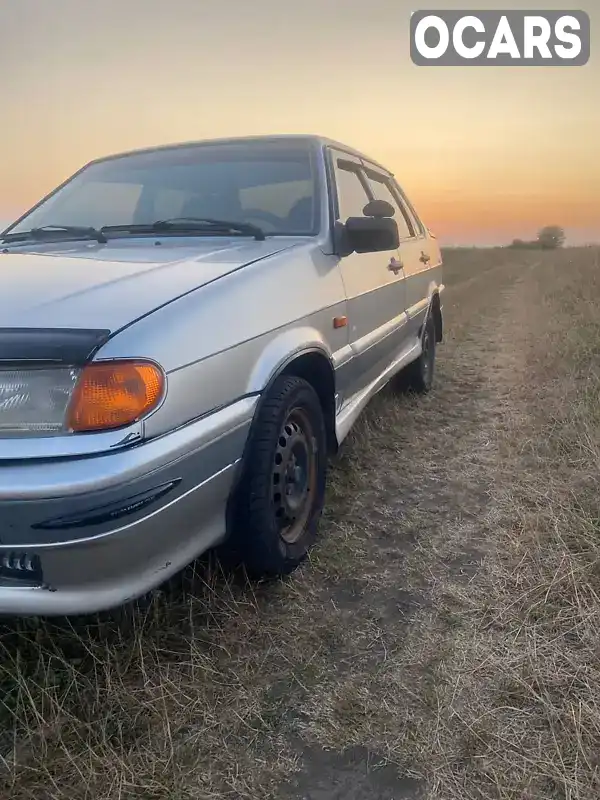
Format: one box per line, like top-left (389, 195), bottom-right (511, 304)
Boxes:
top-left (365, 171), bottom-right (414, 239)
top-left (333, 159), bottom-right (371, 221)
top-left (4, 140), bottom-right (321, 238)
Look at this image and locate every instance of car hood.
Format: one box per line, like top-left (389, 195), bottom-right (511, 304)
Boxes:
top-left (0, 237), bottom-right (300, 331)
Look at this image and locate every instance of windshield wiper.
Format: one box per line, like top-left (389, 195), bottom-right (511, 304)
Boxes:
top-left (1, 224), bottom-right (107, 244)
top-left (101, 217), bottom-right (266, 241)
top-left (2, 218), bottom-right (267, 245)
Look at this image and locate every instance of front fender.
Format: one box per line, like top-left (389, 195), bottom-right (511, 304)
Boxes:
top-left (245, 326), bottom-right (334, 395)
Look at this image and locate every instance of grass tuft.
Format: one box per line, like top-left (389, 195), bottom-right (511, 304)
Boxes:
top-left (1, 246), bottom-right (600, 799)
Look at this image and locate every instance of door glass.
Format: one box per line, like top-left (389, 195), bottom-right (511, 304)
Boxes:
top-left (366, 173), bottom-right (414, 239)
top-left (334, 160), bottom-right (371, 221)
top-left (391, 179), bottom-right (425, 236)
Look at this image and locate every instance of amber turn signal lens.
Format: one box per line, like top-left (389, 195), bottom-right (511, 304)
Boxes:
top-left (67, 361), bottom-right (165, 432)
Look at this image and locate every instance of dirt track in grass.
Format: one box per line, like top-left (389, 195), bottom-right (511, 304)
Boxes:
top-left (2, 246), bottom-right (600, 800)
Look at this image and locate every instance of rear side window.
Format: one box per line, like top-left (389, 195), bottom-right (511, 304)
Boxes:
top-left (333, 159), bottom-right (371, 220)
top-left (390, 178), bottom-right (425, 236)
top-left (365, 172), bottom-right (414, 240)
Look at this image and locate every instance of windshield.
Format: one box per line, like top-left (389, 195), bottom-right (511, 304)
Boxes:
top-left (4, 139), bottom-right (321, 239)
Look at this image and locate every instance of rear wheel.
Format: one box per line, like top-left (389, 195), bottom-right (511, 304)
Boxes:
top-left (227, 375), bottom-right (327, 578)
top-left (402, 314), bottom-right (436, 393)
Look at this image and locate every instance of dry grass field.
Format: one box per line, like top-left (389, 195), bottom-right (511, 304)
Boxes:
top-left (1, 245), bottom-right (600, 800)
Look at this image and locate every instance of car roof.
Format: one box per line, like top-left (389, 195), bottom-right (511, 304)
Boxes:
top-left (89, 134), bottom-right (393, 176)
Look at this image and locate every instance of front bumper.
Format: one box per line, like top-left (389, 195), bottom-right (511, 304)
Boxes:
top-left (0, 397), bottom-right (257, 616)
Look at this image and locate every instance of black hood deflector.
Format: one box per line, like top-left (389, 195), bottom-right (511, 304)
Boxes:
top-left (0, 328), bottom-right (111, 366)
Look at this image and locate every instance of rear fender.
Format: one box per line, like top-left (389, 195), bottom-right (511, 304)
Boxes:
top-left (418, 287), bottom-right (443, 343)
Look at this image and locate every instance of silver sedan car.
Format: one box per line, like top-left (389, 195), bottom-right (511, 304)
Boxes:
top-left (0, 135), bottom-right (444, 616)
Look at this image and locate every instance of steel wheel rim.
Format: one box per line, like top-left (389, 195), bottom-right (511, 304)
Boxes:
top-left (271, 407), bottom-right (317, 544)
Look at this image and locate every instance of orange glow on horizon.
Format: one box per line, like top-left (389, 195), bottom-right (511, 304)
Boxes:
top-left (1, 0), bottom-right (598, 246)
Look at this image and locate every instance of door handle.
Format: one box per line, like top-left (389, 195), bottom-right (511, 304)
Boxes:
top-left (419, 251), bottom-right (430, 264)
top-left (388, 257), bottom-right (403, 274)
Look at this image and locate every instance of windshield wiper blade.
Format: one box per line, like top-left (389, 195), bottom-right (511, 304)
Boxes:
top-left (153, 217), bottom-right (265, 240)
top-left (1, 225), bottom-right (107, 244)
top-left (104, 217), bottom-right (266, 241)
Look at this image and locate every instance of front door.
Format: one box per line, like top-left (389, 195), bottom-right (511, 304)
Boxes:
top-left (328, 148), bottom-right (407, 397)
top-left (362, 164), bottom-right (425, 343)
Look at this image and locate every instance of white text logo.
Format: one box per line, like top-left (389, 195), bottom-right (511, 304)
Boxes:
top-left (410, 11), bottom-right (590, 65)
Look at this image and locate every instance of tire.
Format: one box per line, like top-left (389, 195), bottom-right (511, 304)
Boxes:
top-left (403, 314), bottom-right (436, 393)
top-left (226, 375), bottom-right (328, 578)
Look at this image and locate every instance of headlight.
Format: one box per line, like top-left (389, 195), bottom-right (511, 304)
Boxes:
top-left (0, 360), bottom-right (165, 436)
top-left (0, 368), bottom-right (79, 434)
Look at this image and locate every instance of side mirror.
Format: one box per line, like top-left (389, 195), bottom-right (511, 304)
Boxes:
top-left (342, 215), bottom-right (400, 254)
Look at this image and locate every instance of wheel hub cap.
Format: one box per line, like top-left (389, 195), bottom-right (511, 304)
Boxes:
top-left (272, 409), bottom-right (316, 544)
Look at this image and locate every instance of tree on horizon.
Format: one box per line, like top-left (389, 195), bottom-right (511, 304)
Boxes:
top-left (537, 225), bottom-right (566, 249)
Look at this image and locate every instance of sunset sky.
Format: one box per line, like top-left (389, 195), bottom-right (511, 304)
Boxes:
top-left (0, 0), bottom-right (598, 245)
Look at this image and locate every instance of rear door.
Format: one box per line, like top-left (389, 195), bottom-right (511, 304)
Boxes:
top-left (390, 178), bottom-right (438, 340)
top-left (328, 148), bottom-right (408, 395)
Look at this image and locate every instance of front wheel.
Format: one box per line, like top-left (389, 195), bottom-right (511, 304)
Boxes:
top-left (226, 375), bottom-right (327, 578)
